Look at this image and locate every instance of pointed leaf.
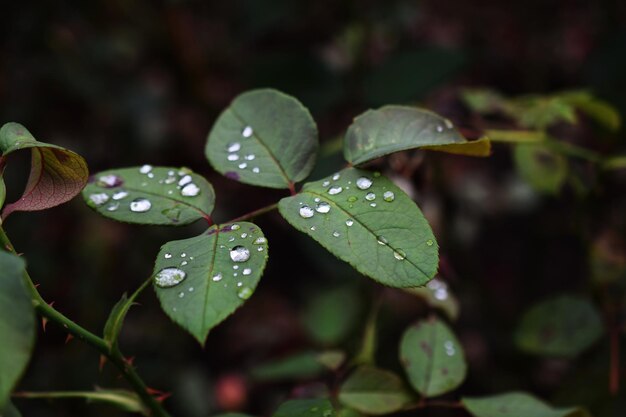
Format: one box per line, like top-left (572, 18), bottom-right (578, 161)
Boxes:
top-left (153, 222), bottom-right (268, 343)
top-left (103, 293), bottom-right (134, 351)
top-left (82, 166), bottom-right (214, 226)
top-left (0, 252), bottom-right (35, 410)
top-left (15, 389), bottom-right (148, 415)
top-left (206, 89), bottom-right (318, 189)
top-left (462, 392), bottom-right (591, 417)
top-left (0, 123), bottom-right (88, 218)
top-left (272, 399), bottom-right (335, 417)
top-left (338, 366), bottom-right (412, 415)
top-left (343, 106), bottom-right (490, 165)
top-left (279, 168), bottom-right (438, 288)
top-left (400, 317), bottom-right (467, 397)
top-left (515, 295), bottom-right (604, 358)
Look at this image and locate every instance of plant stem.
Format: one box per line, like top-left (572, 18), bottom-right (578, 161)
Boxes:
top-left (0, 226), bottom-right (171, 417)
top-left (228, 202), bottom-right (279, 223)
top-left (353, 292), bottom-right (383, 365)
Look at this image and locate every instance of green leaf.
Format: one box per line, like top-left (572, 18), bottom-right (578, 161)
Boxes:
top-left (0, 176), bottom-right (5, 209)
top-left (338, 366), bottom-right (412, 415)
top-left (559, 90), bottom-right (621, 131)
top-left (82, 166), bottom-right (214, 226)
top-left (15, 389), bottom-right (148, 415)
top-left (302, 286), bottom-right (362, 345)
top-left (515, 295), bottom-right (604, 358)
top-left (0, 252), bottom-right (35, 410)
top-left (0, 123), bottom-right (88, 218)
top-left (343, 106), bottom-right (490, 165)
top-left (461, 88), bottom-right (509, 114)
top-left (514, 144), bottom-right (568, 194)
top-left (0, 400), bottom-right (22, 417)
top-left (337, 409), bottom-right (365, 417)
top-left (511, 96), bottom-right (578, 129)
top-left (279, 168), bottom-right (438, 288)
top-left (103, 293), bottom-right (135, 351)
top-left (272, 399), bottom-right (335, 417)
top-left (399, 317), bottom-right (467, 397)
top-left (462, 392), bottom-right (591, 417)
top-left (206, 89), bottom-right (319, 189)
top-left (211, 414), bottom-right (255, 417)
top-left (153, 222), bottom-right (268, 344)
top-left (404, 277), bottom-right (460, 321)
top-left (251, 350), bottom-right (345, 382)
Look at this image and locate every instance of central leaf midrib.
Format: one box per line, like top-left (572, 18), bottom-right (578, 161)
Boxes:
top-left (121, 184), bottom-right (211, 218)
top-left (201, 228), bottom-right (220, 335)
top-left (304, 190), bottom-right (430, 280)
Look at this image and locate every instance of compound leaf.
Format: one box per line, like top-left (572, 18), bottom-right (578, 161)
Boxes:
top-left (279, 168), bottom-right (438, 288)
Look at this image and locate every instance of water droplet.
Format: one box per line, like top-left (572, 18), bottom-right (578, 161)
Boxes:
top-left (365, 192), bottom-right (376, 201)
top-left (315, 202), bottom-right (331, 213)
top-left (97, 174), bottom-right (123, 188)
top-left (164, 253), bottom-right (172, 259)
top-left (347, 196), bottom-right (358, 203)
top-left (139, 164), bottom-right (153, 174)
top-left (181, 183), bottom-right (200, 197)
top-left (345, 219), bottom-right (354, 226)
top-left (444, 118), bottom-right (454, 129)
top-left (444, 340), bottom-right (455, 356)
top-left (188, 287), bottom-right (194, 292)
top-left (181, 253), bottom-right (186, 258)
top-left (238, 162), bottom-right (248, 169)
top-left (370, 202), bottom-right (377, 207)
top-left (328, 186), bottom-right (343, 195)
top-left (434, 288), bottom-right (448, 300)
top-left (237, 281), bottom-right (243, 287)
top-left (181, 261), bottom-right (188, 266)
top-left (377, 236), bottom-right (388, 245)
top-left (356, 177), bottom-right (373, 190)
top-left (322, 180), bottom-right (330, 187)
top-left (393, 250), bottom-right (406, 260)
top-left (233, 265), bottom-right (239, 270)
top-left (243, 268), bottom-right (252, 276)
top-left (141, 182), bottom-right (147, 187)
top-left (130, 198), bottom-right (151, 213)
top-left (238, 287), bottom-right (253, 299)
top-left (154, 267), bottom-right (187, 288)
top-left (229, 237), bottom-right (235, 242)
top-left (310, 226), bottom-right (316, 231)
top-left (230, 246), bottom-right (250, 262)
top-left (254, 237), bottom-right (267, 244)
top-left (227, 142), bottom-right (241, 153)
top-left (314, 197), bottom-right (320, 203)
top-left (252, 167), bottom-right (260, 173)
top-left (147, 172), bottom-right (155, 179)
top-left (257, 246), bottom-right (264, 252)
top-left (89, 193), bottom-right (109, 206)
top-left (212, 273), bottom-right (223, 282)
top-left (242, 126), bottom-right (253, 137)
top-left (112, 190), bottom-right (129, 200)
top-left (241, 233), bottom-right (248, 238)
top-left (106, 202), bottom-right (120, 212)
top-left (178, 175), bottom-right (193, 187)
top-left (227, 154), bottom-right (239, 161)
top-left (436, 125), bottom-right (444, 133)
top-left (245, 154), bottom-right (255, 160)
top-left (383, 191), bottom-right (395, 202)
top-left (332, 173), bottom-right (340, 181)
top-left (299, 205), bottom-right (315, 218)
top-left (426, 239), bottom-right (434, 246)
top-left (332, 231), bottom-right (340, 237)
top-left (231, 224), bottom-right (241, 230)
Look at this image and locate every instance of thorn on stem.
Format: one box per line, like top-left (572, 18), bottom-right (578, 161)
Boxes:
top-left (41, 317), bottom-right (48, 332)
top-left (99, 355), bottom-right (107, 372)
top-left (65, 334), bottom-right (74, 344)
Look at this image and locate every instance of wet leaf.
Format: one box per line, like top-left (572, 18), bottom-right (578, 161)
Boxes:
top-left (272, 398), bottom-right (335, 417)
top-left (82, 166), bottom-right (214, 226)
top-left (399, 317), bottom-right (467, 397)
top-left (338, 366), bottom-right (412, 415)
top-left (404, 277), bottom-right (460, 321)
top-left (0, 400), bottom-right (22, 417)
top-left (559, 91), bottom-right (621, 131)
top-left (515, 295), bottom-right (604, 358)
top-left (206, 89), bottom-right (318, 189)
top-left (153, 222), bottom-right (268, 344)
top-left (343, 106), bottom-right (490, 165)
top-left (0, 252), bottom-right (35, 410)
top-left (302, 286), bottom-right (362, 345)
top-left (462, 392), bottom-right (591, 417)
top-left (0, 123), bottom-right (88, 218)
top-left (514, 144), bottom-right (568, 194)
top-left (279, 168), bottom-right (438, 288)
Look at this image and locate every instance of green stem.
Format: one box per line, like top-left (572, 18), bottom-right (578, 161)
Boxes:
top-left (545, 139), bottom-right (604, 163)
top-left (228, 202), bottom-right (279, 223)
top-left (353, 292), bottom-right (383, 365)
top-left (0, 226), bottom-right (171, 417)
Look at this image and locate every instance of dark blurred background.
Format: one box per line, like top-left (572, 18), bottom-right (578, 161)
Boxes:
top-left (2, 1), bottom-right (626, 416)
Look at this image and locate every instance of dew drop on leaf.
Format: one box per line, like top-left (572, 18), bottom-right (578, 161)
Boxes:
top-left (139, 164), bottom-right (153, 174)
top-left (252, 167), bottom-right (260, 173)
top-left (130, 198), bottom-right (151, 212)
top-left (345, 219), bottom-right (354, 226)
top-left (97, 174), bottom-right (123, 188)
top-left (328, 186), bottom-right (343, 195)
top-left (89, 193), bottom-right (109, 206)
top-left (365, 192), bottom-right (376, 201)
top-left (154, 267), bottom-right (187, 288)
top-left (230, 245), bottom-right (250, 262)
top-left (164, 253), bottom-right (172, 259)
top-left (242, 126), bottom-right (253, 138)
top-left (245, 154), bottom-right (256, 161)
top-left (106, 202), bottom-right (120, 212)
top-left (237, 286), bottom-right (253, 299)
top-left (332, 173), bottom-right (341, 181)
top-left (112, 190), bottom-right (129, 200)
top-left (393, 250), bottom-right (406, 260)
top-left (254, 237), bottom-right (267, 245)
top-left (356, 177), bottom-right (373, 190)
top-left (347, 195), bottom-right (358, 203)
top-left (181, 183), bottom-right (201, 197)
top-left (178, 175), bottom-right (193, 187)
top-left (377, 236), bottom-right (388, 245)
top-left (243, 268), bottom-right (252, 276)
top-left (227, 142), bottom-right (241, 153)
top-left (315, 202), bottom-right (331, 213)
top-left (227, 154), bottom-right (239, 161)
top-left (212, 272), bottom-right (223, 282)
top-left (383, 191), bottom-right (395, 202)
top-left (436, 125), bottom-right (444, 133)
top-left (426, 239), bottom-right (434, 246)
top-left (299, 205), bottom-right (315, 218)
top-left (332, 231), bottom-right (340, 237)
top-left (238, 162), bottom-right (248, 169)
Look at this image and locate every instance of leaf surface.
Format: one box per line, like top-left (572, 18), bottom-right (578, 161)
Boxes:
top-left (462, 392), bottom-right (591, 417)
top-left (153, 222), bottom-right (268, 344)
top-left (206, 89), bottom-right (318, 189)
top-left (514, 145), bottom-right (568, 194)
top-left (0, 123), bottom-right (88, 218)
top-left (82, 166), bottom-right (214, 226)
top-left (279, 168), bottom-right (438, 288)
top-left (0, 252), bottom-right (35, 409)
top-left (343, 106), bottom-right (490, 165)
top-left (399, 317), bottom-right (466, 397)
top-left (272, 399), bottom-right (334, 417)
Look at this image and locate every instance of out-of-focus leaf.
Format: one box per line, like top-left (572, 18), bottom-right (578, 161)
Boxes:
top-left (512, 97), bottom-right (577, 129)
top-left (82, 166), bottom-right (214, 226)
top-left (589, 232), bottom-right (626, 285)
top-left (514, 144), bottom-right (568, 194)
top-left (153, 222), bottom-right (268, 344)
top-left (279, 168), bottom-right (438, 288)
top-left (272, 398), bottom-right (335, 417)
top-left (404, 277), bottom-right (459, 321)
top-left (302, 286), bottom-right (362, 345)
top-left (399, 317), bottom-right (467, 397)
top-left (603, 156), bottom-right (626, 170)
top-left (0, 176), bottom-right (5, 209)
top-left (211, 414), bottom-right (255, 417)
top-left (485, 130), bottom-right (546, 143)
top-left (15, 389), bottom-right (148, 415)
top-left (0, 252), bottom-right (35, 410)
top-left (338, 366), bottom-right (412, 415)
top-left (0, 123), bottom-right (88, 218)
top-left (559, 91), bottom-right (621, 131)
top-left (344, 106), bottom-right (490, 165)
top-left (337, 409), bottom-right (365, 417)
top-left (206, 89), bottom-right (318, 189)
top-left (251, 352), bottom-right (324, 381)
top-left (515, 295), bottom-right (604, 358)
top-left (461, 88), bottom-right (509, 114)
top-left (462, 392), bottom-right (591, 417)
top-left (0, 400), bottom-right (22, 417)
